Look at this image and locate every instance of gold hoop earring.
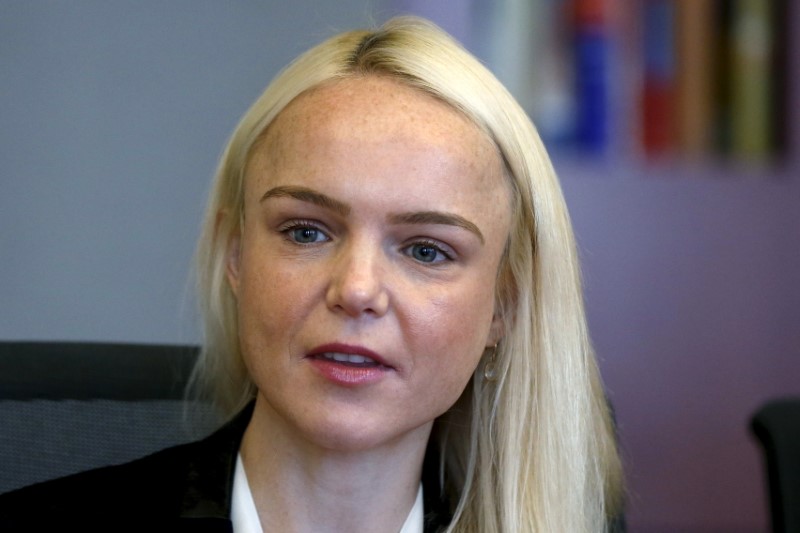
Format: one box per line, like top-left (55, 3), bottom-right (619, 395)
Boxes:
top-left (483, 343), bottom-right (499, 382)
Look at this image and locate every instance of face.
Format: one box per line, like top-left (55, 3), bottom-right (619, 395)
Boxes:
top-left (226, 76), bottom-right (511, 453)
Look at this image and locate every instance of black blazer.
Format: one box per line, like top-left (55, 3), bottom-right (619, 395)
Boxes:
top-left (0, 402), bottom-right (452, 532)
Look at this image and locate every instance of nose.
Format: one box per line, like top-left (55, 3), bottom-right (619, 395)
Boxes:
top-left (325, 239), bottom-right (389, 318)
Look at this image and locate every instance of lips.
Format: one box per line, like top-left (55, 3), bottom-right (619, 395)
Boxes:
top-left (307, 343), bottom-right (393, 387)
top-left (307, 343), bottom-right (393, 369)
top-left (318, 352), bottom-right (380, 366)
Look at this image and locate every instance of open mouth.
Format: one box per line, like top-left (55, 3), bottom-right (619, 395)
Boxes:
top-left (315, 352), bottom-right (383, 367)
top-left (307, 344), bottom-right (393, 385)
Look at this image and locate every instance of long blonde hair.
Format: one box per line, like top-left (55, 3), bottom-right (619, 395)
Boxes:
top-left (192, 16), bottom-right (623, 532)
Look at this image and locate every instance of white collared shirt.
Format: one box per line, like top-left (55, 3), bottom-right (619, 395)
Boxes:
top-left (231, 454), bottom-right (424, 533)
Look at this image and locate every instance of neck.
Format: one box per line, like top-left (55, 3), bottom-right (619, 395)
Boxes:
top-left (239, 394), bottom-right (431, 533)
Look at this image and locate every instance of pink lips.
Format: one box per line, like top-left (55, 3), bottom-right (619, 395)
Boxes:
top-left (307, 343), bottom-right (393, 386)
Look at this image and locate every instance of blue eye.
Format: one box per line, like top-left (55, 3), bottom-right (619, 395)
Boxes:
top-left (292, 227), bottom-right (320, 243)
top-left (407, 242), bottom-right (449, 264)
top-left (284, 224), bottom-right (328, 244)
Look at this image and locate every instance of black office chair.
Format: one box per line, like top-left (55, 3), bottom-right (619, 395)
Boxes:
top-left (0, 341), bottom-right (221, 494)
top-left (751, 398), bottom-right (800, 533)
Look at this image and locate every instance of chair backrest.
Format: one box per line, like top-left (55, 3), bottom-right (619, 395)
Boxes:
top-left (0, 341), bottom-right (222, 494)
top-left (751, 398), bottom-right (800, 533)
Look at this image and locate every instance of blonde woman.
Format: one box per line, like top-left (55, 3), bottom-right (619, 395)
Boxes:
top-left (0, 16), bottom-right (623, 532)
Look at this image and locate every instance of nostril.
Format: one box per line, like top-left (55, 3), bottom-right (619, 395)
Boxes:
top-left (325, 266), bottom-right (388, 317)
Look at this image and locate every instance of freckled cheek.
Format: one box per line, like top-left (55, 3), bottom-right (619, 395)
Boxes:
top-left (404, 304), bottom-right (488, 416)
top-left (406, 286), bottom-right (495, 378)
top-left (237, 260), bottom-right (313, 350)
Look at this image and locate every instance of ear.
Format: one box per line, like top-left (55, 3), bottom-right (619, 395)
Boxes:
top-left (225, 232), bottom-right (242, 297)
top-left (486, 310), bottom-right (505, 347)
top-left (218, 211), bottom-right (242, 297)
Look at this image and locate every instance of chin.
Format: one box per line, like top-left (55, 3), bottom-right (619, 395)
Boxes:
top-left (302, 417), bottom-right (433, 454)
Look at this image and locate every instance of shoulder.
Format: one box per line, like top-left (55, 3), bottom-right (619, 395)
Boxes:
top-left (0, 440), bottom-right (195, 524)
top-left (0, 402), bottom-right (254, 530)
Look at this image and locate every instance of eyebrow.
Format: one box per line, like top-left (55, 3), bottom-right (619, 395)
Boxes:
top-left (260, 186), bottom-right (350, 216)
top-left (260, 185), bottom-right (484, 243)
top-left (388, 211), bottom-right (484, 244)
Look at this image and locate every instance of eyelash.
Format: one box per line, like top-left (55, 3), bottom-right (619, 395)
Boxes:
top-left (278, 220), bottom-right (329, 244)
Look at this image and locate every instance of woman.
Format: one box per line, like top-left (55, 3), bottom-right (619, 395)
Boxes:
top-left (0, 16), bottom-right (622, 532)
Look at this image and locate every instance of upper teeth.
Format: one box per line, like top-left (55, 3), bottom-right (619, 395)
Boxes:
top-left (323, 352), bottom-right (375, 364)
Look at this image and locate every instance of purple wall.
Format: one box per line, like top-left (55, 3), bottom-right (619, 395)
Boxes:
top-left (560, 164), bottom-right (800, 532)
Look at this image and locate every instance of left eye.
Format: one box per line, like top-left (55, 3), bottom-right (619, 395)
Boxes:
top-left (405, 242), bottom-right (450, 264)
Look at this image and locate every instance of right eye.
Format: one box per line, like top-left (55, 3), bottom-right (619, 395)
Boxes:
top-left (280, 222), bottom-right (329, 244)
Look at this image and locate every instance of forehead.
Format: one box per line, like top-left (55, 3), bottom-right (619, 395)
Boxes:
top-left (283, 75), bottom-right (481, 134)
top-left (251, 76), bottom-right (498, 175)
